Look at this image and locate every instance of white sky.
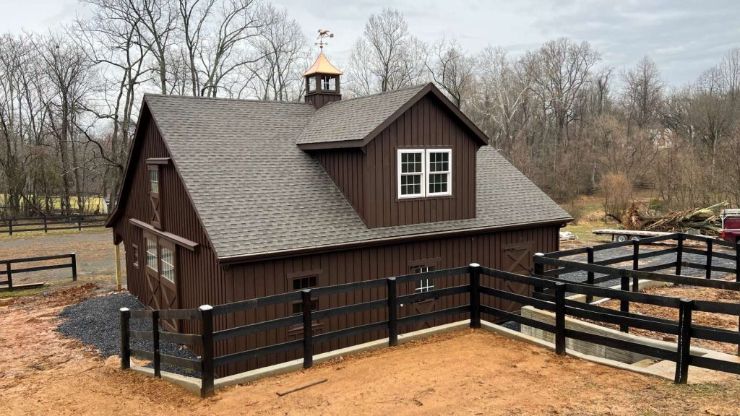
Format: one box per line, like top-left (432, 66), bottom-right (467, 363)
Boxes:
top-left (2, 0), bottom-right (739, 86)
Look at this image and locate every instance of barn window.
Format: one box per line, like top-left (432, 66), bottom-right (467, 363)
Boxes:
top-left (147, 164), bottom-right (162, 229)
top-left (132, 243), bottom-right (139, 268)
top-left (398, 149), bottom-right (424, 198)
top-left (427, 149), bottom-right (451, 196)
top-left (149, 168), bottom-right (159, 194)
top-left (398, 149), bottom-right (452, 199)
top-left (145, 237), bottom-right (158, 273)
top-left (413, 265), bottom-right (436, 293)
top-left (322, 75), bottom-right (336, 91)
top-left (160, 246), bottom-right (175, 283)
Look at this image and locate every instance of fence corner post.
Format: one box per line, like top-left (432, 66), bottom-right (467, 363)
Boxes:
top-left (301, 289), bottom-right (314, 369)
top-left (675, 299), bottom-right (694, 384)
top-left (554, 282), bottom-right (566, 355)
top-left (533, 253), bottom-right (545, 294)
top-left (199, 304), bottom-right (215, 397)
top-left (152, 310), bottom-right (161, 378)
top-left (119, 307), bottom-right (131, 370)
top-left (619, 270), bottom-right (630, 333)
top-left (586, 247), bottom-right (595, 303)
top-left (676, 234), bottom-right (684, 277)
top-left (386, 277), bottom-right (398, 346)
top-left (469, 263), bottom-right (481, 329)
top-left (71, 253), bottom-right (78, 282)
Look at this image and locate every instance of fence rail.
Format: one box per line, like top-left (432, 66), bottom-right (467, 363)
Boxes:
top-left (0, 253), bottom-right (77, 290)
top-left (0, 214), bottom-right (107, 236)
top-left (120, 255), bottom-right (740, 396)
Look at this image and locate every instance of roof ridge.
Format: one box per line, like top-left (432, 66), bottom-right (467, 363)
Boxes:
top-left (329, 83), bottom-right (429, 105)
top-left (144, 93), bottom-right (315, 107)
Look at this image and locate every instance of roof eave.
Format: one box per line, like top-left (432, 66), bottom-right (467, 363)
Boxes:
top-left (217, 218), bottom-right (572, 265)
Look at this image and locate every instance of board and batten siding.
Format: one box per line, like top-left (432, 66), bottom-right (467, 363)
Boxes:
top-left (314, 149), bottom-right (366, 222)
top-left (363, 94), bottom-right (480, 228)
top-left (217, 224), bottom-right (559, 375)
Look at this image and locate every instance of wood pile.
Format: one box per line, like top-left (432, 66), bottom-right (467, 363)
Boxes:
top-left (622, 202), bottom-right (728, 235)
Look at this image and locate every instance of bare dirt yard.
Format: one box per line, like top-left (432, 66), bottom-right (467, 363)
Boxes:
top-left (0, 229), bottom-right (118, 291)
top-left (3, 285), bottom-right (740, 415)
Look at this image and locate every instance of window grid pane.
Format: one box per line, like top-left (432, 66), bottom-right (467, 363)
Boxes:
top-left (149, 169), bottom-right (159, 194)
top-left (145, 238), bottom-right (158, 272)
top-left (161, 247), bottom-right (175, 283)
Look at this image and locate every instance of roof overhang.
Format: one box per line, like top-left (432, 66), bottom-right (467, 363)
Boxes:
top-left (217, 218), bottom-right (571, 266)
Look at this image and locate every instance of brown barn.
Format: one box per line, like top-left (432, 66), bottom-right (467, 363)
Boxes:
top-left (106, 52), bottom-right (571, 372)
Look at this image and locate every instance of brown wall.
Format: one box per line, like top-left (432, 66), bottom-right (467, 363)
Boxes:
top-left (315, 149), bottom-right (366, 222)
top-left (314, 94), bottom-right (480, 228)
top-left (218, 224), bottom-right (560, 375)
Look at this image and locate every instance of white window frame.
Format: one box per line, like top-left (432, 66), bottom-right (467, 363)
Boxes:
top-left (160, 246), bottom-right (175, 283)
top-left (414, 265), bottom-right (435, 293)
top-left (426, 149), bottom-right (452, 197)
top-left (145, 237), bottom-right (158, 273)
top-left (397, 149), bottom-right (425, 199)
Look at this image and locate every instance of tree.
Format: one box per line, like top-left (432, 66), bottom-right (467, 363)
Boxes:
top-left (622, 56), bottom-right (662, 131)
top-left (346, 8), bottom-right (426, 95)
top-left (426, 38), bottom-right (475, 109)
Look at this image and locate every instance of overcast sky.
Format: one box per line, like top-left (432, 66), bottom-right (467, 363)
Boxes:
top-left (2, 0), bottom-right (738, 86)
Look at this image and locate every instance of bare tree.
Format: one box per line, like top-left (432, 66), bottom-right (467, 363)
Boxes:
top-left (426, 38), bottom-right (475, 109)
top-left (622, 56), bottom-right (662, 131)
top-left (346, 8), bottom-right (426, 95)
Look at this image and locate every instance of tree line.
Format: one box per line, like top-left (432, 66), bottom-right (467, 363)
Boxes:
top-left (1, 5), bottom-right (738, 218)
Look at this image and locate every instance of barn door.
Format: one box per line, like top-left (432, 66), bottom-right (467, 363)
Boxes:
top-left (499, 241), bottom-right (534, 311)
top-left (143, 233), bottom-right (162, 309)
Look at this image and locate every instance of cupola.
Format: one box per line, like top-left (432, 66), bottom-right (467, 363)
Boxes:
top-left (304, 30), bottom-right (342, 109)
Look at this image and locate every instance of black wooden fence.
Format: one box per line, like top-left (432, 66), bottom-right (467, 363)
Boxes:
top-left (120, 259), bottom-right (740, 397)
top-left (0, 253), bottom-right (77, 290)
top-left (0, 214), bottom-right (107, 236)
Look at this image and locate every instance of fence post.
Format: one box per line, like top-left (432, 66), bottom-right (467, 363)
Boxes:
top-left (676, 234), bottom-right (684, 276)
top-left (78, 216), bottom-right (82, 231)
top-left (6, 262), bottom-right (13, 290)
top-left (8, 218), bottom-right (12, 236)
top-left (533, 253), bottom-right (545, 294)
top-left (586, 248), bottom-right (595, 303)
top-left (43, 216), bottom-right (48, 233)
top-left (387, 277), bottom-right (398, 346)
top-left (632, 240), bottom-right (640, 291)
top-left (554, 282), bottom-right (566, 355)
top-left (705, 239), bottom-right (713, 280)
top-left (199, 305), bottom-right (214, 397)
top-left (70, 254), bottom-right (78, 282)
top-left (119, 308), bottom-right (131, 369)
top-left (469, 263), bottom-right (481, 329)
top-left (152, 310), bottom-right (161, 378)
top-left (302, 289), bottom-right (314, 369)
top-left (674, 299), bottom-right (694, 384)
top-left (620, 270), bottom-right (630, 333)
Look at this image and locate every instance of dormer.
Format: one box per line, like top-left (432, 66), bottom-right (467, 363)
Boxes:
top-left (298, 84), bottom-right (489, 228)
top-left (304, 51), bottom-right (342, 109)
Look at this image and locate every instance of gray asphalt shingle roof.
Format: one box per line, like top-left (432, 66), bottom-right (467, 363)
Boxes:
top-left (297, 85), bottom-right (425, 145)
top-left (144, 90), bottom-right (571, 260)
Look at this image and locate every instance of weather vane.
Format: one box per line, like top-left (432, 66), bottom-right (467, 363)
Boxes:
top-left (316, 29), bottom-right (334, 50)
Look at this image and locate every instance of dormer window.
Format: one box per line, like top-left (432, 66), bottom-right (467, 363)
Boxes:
top-left (397, 149), bottom-right (452, 199)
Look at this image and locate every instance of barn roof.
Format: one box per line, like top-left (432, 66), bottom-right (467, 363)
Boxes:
top-left (110, 85), bottom-right (571, 261)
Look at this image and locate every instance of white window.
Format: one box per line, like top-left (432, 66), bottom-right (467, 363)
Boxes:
top-left (397, 149), bottom-right (452, 199)
top-left (160, 246), bottom-right (175, 283)
top-left (398, 149), bottom-right (425, 198)
top-left (426, 149), bottom-right (451, 196)
top-left (145, 237), bottom-right (158, 273)
top-left (414, 265), bottom-right (435, 293)
top-left (322, 76), bottom-right (336, 91)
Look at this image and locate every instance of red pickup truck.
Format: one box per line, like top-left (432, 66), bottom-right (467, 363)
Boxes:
top-left (720, 209), bottom-right (740, 243)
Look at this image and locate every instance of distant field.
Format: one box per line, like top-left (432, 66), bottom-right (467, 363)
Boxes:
top-left (0, 195), bottom-right (108, 215)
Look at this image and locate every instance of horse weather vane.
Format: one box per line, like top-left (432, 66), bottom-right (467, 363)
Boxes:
top-left (316, 29), bottom-right (334, 50)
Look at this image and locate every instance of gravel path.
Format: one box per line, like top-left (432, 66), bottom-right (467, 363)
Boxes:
top-left (56, 292), bottom-right (199, 376)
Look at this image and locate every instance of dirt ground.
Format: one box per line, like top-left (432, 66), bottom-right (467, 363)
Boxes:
top-left (2, 286), bottom-right (740, 415)
top-left (0, 229), bottom-right (118, 290)
top-left (601, 282), bottom-right (740, 355)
